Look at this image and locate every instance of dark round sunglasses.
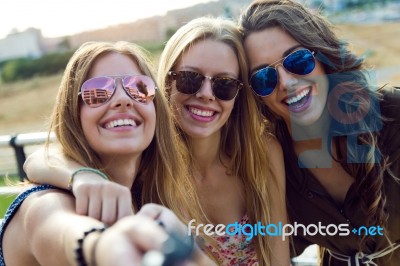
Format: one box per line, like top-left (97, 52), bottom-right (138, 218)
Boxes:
top-left (249, 49), bottom-right (316, 97)
top-left (168, 71), bottom-right (243, 101)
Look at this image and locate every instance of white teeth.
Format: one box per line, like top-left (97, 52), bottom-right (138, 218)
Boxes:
top-left (188, 107), bottom-right (215, 117)
top-left (105, 119), bottom-right (136, 129)
top-left (286, 88), bottom-right (310, 105)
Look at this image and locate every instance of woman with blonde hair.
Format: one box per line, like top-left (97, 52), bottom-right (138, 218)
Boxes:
top-left (0, 41), bottom-right (211, 265)
top-left (24, 17), bottom-right (289, 265)
top-left (158, 16), bottom-right (288, 265)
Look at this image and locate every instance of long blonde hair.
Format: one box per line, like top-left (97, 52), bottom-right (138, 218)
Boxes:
top-left (46, 41), bottom-right (204, 224)
top-left (158, 17), bottom-right (276, 265)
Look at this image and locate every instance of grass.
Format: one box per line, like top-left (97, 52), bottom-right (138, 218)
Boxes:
top-left (0, 176), bottom-right (20, 218)
top-left (0, 195), bottom-right (16, 218)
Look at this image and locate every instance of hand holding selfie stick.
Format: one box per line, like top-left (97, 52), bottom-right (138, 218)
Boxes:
top-left (142, 229), bottom-right (194, 266)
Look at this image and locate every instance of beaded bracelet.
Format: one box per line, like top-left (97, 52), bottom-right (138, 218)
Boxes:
top-left (75, 226), bottom-right (106, 266)
top-left (68, 167), bottom-right (109, 192)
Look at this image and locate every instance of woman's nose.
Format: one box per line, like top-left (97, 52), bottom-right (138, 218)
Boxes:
top-left (195, 77), bottom-right (215, 101)
top-left (276, 65), bottom-right (298, 91)
top-left (110, 79), bottom-right (133, 108)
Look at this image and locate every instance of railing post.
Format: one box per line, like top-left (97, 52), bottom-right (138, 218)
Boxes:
top-left (9, 135), bottom-right (27, 181)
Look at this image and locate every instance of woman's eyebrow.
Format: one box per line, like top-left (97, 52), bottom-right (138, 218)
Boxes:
top-left (283, 44), bottom-right (303, 57)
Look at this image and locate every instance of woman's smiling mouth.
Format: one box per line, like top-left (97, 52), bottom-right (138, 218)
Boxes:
top-left (282, 86), bottom-right (313, 113)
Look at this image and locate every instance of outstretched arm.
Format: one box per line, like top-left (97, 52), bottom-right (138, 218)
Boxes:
top-left (3, 190), bottom-right (209, 266)
top-left (3, 188), bottom-right (106, 266)
top-left (24, 146), bottom-right (133, 224)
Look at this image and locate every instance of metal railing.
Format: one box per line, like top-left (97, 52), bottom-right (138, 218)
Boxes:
top-left (0, 132), bottom-right (56, 179)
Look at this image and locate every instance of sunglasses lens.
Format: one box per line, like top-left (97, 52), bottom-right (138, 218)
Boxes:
top-left (250, 49), bottom-right (315, 97)
top-left (213, 78), bottom-right (241, 101)
top-left (283, 49), bottom-right (315, 75)
top-left (250, 68), bottom-right (278, 97)
top-left (80, 77), bottom-right (115, 107)
top-left (123, 75), bottom-right (156, 104)
top-left (80, 75), bottom-right (156, 107)
top-left (174, 71), bottom-right (204, 94)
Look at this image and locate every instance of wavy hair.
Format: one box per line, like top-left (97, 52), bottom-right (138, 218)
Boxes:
top-left (45, 41), bottom-right (204, 224)
top-left (158, 17), bottom-right (277, 265)
top-left (239, 0), bottom-right (394, 250)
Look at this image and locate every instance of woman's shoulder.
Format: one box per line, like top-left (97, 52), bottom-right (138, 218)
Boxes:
top-left (263, 134), bottom-right (286, 186)
top-left (18, 185), bottom-right (73, 214)
top-left (13, 184), bottom-right (70, 209)
top-left (0, 185), bottom-right (74, 266)
top-left (1, 184), bottom-right (68, 229)
top-left (263, 133), bottom-right (283, 157)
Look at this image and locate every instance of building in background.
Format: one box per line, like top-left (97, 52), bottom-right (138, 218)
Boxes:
top-left (0, 28), bottom-right (45, 61)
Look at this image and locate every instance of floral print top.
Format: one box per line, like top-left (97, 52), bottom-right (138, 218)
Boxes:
top-left (198, 215), bottom-right (258, 265)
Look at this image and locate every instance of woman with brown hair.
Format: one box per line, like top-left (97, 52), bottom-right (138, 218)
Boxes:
top-left (240, 0), bottom-right (400, 265)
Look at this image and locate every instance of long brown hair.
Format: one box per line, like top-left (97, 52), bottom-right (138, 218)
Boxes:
top-left (158, 17), bottom-right (277, 265)
top-left (239, 0), bottom-right (394, 250)
top-left (46, 41), bottom-right (204, 224)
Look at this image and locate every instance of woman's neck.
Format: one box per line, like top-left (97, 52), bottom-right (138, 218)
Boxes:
top-left (189, 131), bottom-right (222, 177)
top-left (290, 107), bottom-right (331, 143)
top-left (291, 108), bottom-right (333, 168)
top-left (101, 154), bottom-right (141, 188)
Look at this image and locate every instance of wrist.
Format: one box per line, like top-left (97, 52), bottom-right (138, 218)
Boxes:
top-left (86, 232), bottom-right (103, 266)
top-left (68, 167), bottom-right (109, 192)
top-left (75, 226), bottom-right (106, 266)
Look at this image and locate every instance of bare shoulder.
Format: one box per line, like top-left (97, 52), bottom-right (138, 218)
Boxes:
top-left (9, 187), bottom-right (74, 234)
top-left (263, 134), bottom-right (284, 162)
top-left (23, 188), bottom-right (76, 233)
top-left (23, 187), bottom-right (73, 211)
top-left (2, 188), bottom-right (74, 265)
top-left (263, 134), bottom-right (286, 188)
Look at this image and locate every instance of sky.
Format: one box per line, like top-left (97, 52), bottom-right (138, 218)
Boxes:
top-left (0, 0), bottom-right (214, 39)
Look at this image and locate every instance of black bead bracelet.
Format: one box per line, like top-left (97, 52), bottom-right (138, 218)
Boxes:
top-left (75, 226), bottom-right (106, 266)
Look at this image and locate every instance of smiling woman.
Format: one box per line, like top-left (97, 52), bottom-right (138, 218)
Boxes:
top-left (245, 26), bottom-right (329, 127)
top-left (167, 38), bottom-right (240, 138)
top-left (157, 16), bottom-right (289, 265)
top-left (240, 0), bottom-right (400, 265)
top-left (0, 41), bottom-right (212, 266)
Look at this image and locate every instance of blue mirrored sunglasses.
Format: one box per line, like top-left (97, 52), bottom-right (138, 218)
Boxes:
top-left (250, 49), bottom-right (315, 97)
